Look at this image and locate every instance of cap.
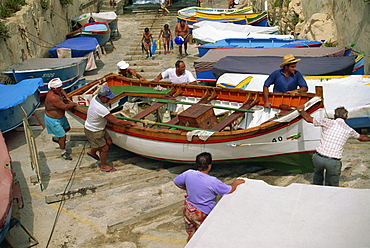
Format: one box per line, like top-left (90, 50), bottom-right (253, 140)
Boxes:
top-left (98, 86), bottom-right (116, 99)
top-left (48, 78), bottom-right (63, 89)
top-left (280, 54), bottom-right (301, 68)
top-left (117, 60), bottom-right (130, 69)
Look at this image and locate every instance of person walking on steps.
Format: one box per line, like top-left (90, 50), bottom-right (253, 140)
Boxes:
top-left (141, 27), bottom-right (153, 58)
top-left (158, 24), bottom-right (172, 55)
top-left (84, 86), bottom-right (135, 172)
top-left (44, 78), bottom-right (78, 160)
top-left (175, 20), bottom-right (190, 59)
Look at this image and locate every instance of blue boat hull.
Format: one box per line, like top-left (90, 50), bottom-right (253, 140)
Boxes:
top-left (0, 89), bottom-right (40, 133)
top-left (3, 58), bottom-right (88, 97)
top-left (198, 38), bottom-right (323, 57)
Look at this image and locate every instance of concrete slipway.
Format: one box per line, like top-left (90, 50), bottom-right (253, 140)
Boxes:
top-left (2, 1), bottom-right (370, 248)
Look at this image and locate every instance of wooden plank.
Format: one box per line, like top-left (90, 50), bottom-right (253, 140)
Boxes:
top-left (212, 98), bottom-right (259, 132)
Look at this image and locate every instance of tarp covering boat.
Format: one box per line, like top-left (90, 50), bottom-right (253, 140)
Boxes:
top-left (48, 37), bottom-right (99, 58)
top-left (212, 55), bottom-right (356, 79)
top-left (192, 21), bottom-right (292, 44)
top-left (0, 78), bottom-right (43, 110)
top-left (194, 47), bottom-right (347, 81)
top-left (186, 179), bottom-right (370, 247)
top-left (216, 74), bottom-right (370, 129)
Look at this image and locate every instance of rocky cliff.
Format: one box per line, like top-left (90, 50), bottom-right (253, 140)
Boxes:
top-left (0, 0), bottom-right (101, 70)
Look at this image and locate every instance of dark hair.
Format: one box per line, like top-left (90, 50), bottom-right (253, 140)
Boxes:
top-left (164, 24), bottom-right (169, 29)
top-left (144, 28), bottom-right (149, 32)
top-left (175, 60), bottom-right (184, 67)
top-left (334, 107), bottom-right (348, 119)
top-left (195, 152), bottom-right (212, 171)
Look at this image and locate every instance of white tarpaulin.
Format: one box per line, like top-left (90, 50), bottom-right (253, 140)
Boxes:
top-left (187, 178), bottom-right (370, 248)
top-left (193, 21), bottom-right (284, 44)
top-left (216, 74), bottom-right (370, 121)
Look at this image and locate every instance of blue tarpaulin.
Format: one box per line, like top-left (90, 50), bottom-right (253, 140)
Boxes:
top-left (48, 37), bottom-right (99, 58)
top-left (0, 78), bottom-right (44, 110)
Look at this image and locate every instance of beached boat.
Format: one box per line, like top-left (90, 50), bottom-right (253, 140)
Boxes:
top-left (216, 74), bottom-right (370, 129)
top-left (177, 11), bottom-right (268, 26)
top-left (194, 47), bottom-right (350, 82)
top-left (177, 6), bottom-right (253, 18)
top-left (67, 74), bottom-right (325, 173)
top-left (66, 22), bottom-right (110, 46)
top-left (0, 131), bottom-right (13, 243)
top-left (71, 12), bottom-right (118, 37)
top-left (2, 58), bottom-right (88, 97)
top-left (197, 38), bottom-right (323, 57)
top-left (194, 11), bottom-right (268, 26)
top-left (0, 78), bottom-right (43, 133)
top-left (212, 55), bottom-right (357, 79)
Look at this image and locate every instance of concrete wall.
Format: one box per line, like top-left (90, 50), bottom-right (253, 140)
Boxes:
top-left (0, 0), bottom-right (101, 69)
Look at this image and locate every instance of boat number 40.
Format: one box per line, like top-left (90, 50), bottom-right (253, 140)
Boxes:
top-left (272, 136), bottom-right (283, 142)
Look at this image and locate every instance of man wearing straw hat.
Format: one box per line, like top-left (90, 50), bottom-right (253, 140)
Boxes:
top-left (45, 78), bottom-right (78, 160)
top-left (117, 60), bottom-right (146, 82)
top-left (263, 54), bottom-right (308, 108)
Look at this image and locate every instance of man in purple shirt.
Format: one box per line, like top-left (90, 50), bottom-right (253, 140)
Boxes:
top-left (174, 152), bottom-right (245, 241)
top-left (263, 54), bottom-right (308, 108)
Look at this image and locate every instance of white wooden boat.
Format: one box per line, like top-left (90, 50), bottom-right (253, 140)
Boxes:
top-left (67, 74), bottom-right (325, 173)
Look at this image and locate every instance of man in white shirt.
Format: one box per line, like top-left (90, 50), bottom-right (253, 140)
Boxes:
top-left (152, 60), bottom-right (197, 85)
top-left (297, 105), bottom-right (370, 186)
top-left (84, 86), bottom-right (135, 172)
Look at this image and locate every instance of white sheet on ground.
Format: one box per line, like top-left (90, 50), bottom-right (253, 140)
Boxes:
top-left (187, 178), bottom-right (370, 248)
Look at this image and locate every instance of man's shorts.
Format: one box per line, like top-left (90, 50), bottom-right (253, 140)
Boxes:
top-left (44, 114), bottom-right (70, 138)
top-left (84, 128), bottom-right (111, 148)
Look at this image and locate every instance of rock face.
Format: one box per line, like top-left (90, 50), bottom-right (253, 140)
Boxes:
top-left (260, 0), bottom-right (370, 74)
top-left (0, 0), bottom-right (100, 71)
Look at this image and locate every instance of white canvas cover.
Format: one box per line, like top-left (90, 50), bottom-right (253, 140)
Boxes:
top-left (193, 21), bottom-right (283, 43)
top-left (217, 74), bottom-right (370, 122)
top-left (187, 179), bottom-right (370, 248)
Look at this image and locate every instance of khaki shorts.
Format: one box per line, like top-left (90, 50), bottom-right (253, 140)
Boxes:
top-left (84, 128), bottom-right (111, 148)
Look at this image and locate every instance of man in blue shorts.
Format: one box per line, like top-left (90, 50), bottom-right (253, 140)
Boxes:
top-left (44, 78), bottom-right (78, 160)
top-left (263, 54), bottom-right (308, 108)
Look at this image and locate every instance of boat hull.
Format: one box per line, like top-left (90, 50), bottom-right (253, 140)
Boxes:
top-left (68, 74), bottom-right (325, 173)
top-left (0, 132), bottom-right (14, 243)
top-left (3, 58), bottom-right (88, 97)
top-left (178, 6), bottom-right (253, 18)
top-left (0, 78), bottom-right (43, 133)
top-left (67, 22), bottom-right (110, 46)
top-left (198, 38), bottom-right (323, 57)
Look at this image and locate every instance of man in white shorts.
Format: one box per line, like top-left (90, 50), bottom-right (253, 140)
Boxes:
top-left (152, 60), bottom-right (197, 85)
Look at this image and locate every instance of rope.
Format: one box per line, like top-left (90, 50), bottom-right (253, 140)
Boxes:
top-left (19, 28), bottom-right (56, 49)
top-left (45, 141), bottom-right (87, 248)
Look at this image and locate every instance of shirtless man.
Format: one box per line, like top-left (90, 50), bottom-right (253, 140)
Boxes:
top-left (141, 27), bottom-right (153, 58)
top-left (44, 78), bottom-right (78, 160)
top-left (175, 20), bottom-right (190, 59)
